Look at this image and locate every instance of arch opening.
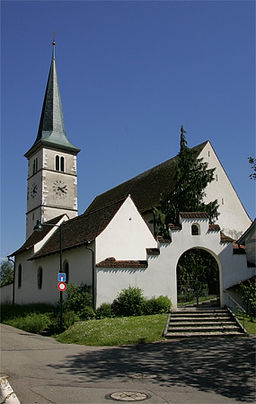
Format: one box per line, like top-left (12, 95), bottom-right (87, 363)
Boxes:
top-left (176, 248), bottom-right (220, 307)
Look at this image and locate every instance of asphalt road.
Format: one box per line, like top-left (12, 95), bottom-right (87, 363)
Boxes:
top-left (0, 323), bottom-right (255, 404)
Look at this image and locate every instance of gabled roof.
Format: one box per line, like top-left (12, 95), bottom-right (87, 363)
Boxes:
top-left (9, 215), bottom-right (65, 257)
top-left (25, 42), bottom-right (80, 158)
top-left (85, 141), bottom-right (208, 216)
top-left (236, 219), bottom-right (256, 245)
top-left (29, 199), bottom-right (125, 260)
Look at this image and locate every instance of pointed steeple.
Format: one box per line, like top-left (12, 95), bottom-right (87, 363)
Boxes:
top-left (25, 41), bottom-right (80, 157)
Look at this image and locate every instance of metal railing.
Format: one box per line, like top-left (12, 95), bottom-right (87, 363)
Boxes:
top-left (223, 290), bottom-right (246, 329)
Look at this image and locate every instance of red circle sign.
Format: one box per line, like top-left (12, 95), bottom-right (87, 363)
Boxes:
top-left (58, 282), bottom-right (67, 292)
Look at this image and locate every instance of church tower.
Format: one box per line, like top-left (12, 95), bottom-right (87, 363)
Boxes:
top-left (25, 41), bottom-right (80, 238)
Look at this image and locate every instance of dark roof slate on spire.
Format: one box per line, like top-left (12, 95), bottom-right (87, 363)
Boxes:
top-left (25, 42), bottom-right (80, 157)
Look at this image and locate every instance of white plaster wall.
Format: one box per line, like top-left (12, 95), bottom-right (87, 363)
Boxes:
top-left (199, 142), bottom-right (251, 239)
top-left (0, 284), bottom-right (13, 304)
top-left (96, 218), bottom-right (254, 309)
top-left (96, 244), bottom-right (174, 308)
top-left (14, 246), bottom-right (93, 305)
top-left (96, 196), bottom-right (157, 263)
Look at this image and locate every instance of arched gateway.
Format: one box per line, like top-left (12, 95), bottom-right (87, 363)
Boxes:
top-left (176, 247), bottom-right (221, 307)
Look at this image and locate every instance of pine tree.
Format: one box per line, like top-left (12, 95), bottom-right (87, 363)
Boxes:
top-left (154, 126), bottom-right (219, 238)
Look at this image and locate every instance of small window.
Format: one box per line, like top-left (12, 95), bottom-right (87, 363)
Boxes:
top-left (18, 264), bottom-right (22, 288)
top-left (64, 261), bottom-right (69, 284)
top-left (56, 155), bottom-right (60, 171)
top-left (33, 158), bottom-right (38, 174)
top-left (37, 267), bottom-right (43, 289)
top-left (222, 198), bottom-right (224, 205)
top-left (60, 156), bottom-right (64, 172)
top-left (216, 174), bottom-right (218, 181)
top-left (191, 224), bottom-right (200, 235)
top-left (208, 151), bottom-right (210, 157)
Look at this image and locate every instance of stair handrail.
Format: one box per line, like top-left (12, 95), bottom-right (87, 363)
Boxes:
top-left (224, 290), bottom-right (246, 328)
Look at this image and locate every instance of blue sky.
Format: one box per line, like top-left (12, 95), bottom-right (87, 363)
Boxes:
top-left (1, 0), bottom-right (255, 259)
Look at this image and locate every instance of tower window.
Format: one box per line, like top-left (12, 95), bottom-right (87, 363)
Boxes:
top-left (37, 267), bottom-right (43, 289)
top-left (18, 264), bottom-right (22, 288)
top-left (208, 151), bottom-right (210, 157)
top-left (33, 158), bottom-right (38, 174)
top-left (191, 224), bottom-right (200, 235)
top-left (61, 156), bottom-right (64, 172)
top-left (222, 198), bottom-right (224, 205)
top-left (56, 155), bottom-right (60, 171)
top-left (216, 174), bottom-right (218, 181)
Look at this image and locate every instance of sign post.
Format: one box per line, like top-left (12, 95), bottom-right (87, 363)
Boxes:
top-left (57, 272), bottom-right (67, 330)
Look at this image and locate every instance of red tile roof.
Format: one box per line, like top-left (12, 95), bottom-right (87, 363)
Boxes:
top-left (180, 212), bottom-right (209, 219)
top-left (96, 257), bottom-right (148, 268)
top-left (30, 200), bottom-right (125, 260)
top-left (85, 142), bottom-right (208, 216)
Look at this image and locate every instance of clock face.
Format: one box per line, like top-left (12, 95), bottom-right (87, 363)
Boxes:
top-left (30, 183), bottom-right (38, 198)
top-left (53, 180), bottom-right (68, 198)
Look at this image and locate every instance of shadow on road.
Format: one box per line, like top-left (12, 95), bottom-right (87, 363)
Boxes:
top-left (48, 337), bottom-right (255, 402)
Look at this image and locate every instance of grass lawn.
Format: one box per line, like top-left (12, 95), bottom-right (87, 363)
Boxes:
top-left (56, 314), bottom-right (168, 346)
top-left (236, 313), bottom-right (256, 335)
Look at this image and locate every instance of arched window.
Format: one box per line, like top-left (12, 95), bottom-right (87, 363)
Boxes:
top-left (37, 267), bottom-right (43, 289)
top-left (64, 261), bottom-right (69, 284)
top-left (191, 224), bottom-right (200, 235)
top-left (18, 264), bottom-right (22, 288)
top-left (56, 155), bottom-right (60, 171)
top-left (60, 156), bottom-right (65, 172)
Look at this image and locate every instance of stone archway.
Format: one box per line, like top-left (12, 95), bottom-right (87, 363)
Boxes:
top-left (176, 247), bottom-right (221, 308)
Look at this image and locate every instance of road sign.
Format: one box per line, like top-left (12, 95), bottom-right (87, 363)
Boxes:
top-left (58, 282), bottom-right (67, 292)
top-left (58, 273), bottom-right (66, 282)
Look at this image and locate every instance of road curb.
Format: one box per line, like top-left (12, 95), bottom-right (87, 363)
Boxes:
top-left (0, 377), bottom-right (20, 404)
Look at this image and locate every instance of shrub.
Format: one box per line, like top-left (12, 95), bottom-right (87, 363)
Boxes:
top-left (112, 286), bottom-right (145, 317)
top-left (143, 296), bottom-right (171, 315)
top-left (80, 306), bottom-right (95, 320)
top-left (64, 284), bottom-right (92, 319)
top-left (7, 313), bottom-right (51, 334)
top-left (49, 310), bottom-right (79, 333)
top-left (95, 303), bottom-right (112, 319)
top-left (240, 280), bottom-right (256, 319)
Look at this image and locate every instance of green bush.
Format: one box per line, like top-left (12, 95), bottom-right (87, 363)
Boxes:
top-left (95, 303), bottom-right (112, 319)
top-left (64, 284), bottom-right (92, 319)
top-left (80, 306), bottom-right (95, 320)
top-left (143, 296), bottom-right (171, 315)
top-left (111, 287), bottom-right (145, 317)
top-left (6, 313), bottom-right (51, 334)
top-left (49, 310), bottom-right (79, 333)
top-left (240, 280), bottom-right (256, 319)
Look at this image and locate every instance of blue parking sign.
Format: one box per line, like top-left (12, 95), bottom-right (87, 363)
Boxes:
top-left (58, 273), bottom-right (66, 282)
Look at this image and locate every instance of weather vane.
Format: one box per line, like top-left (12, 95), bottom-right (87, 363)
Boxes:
top-left (52, 31), bottom-right (56, 45)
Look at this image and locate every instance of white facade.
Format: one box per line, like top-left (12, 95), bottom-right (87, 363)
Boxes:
top-left (198, 142), bottom-right (251, 239)
top-left (96, 213), bottom-right (255, 308)
top-left (96, 197), bottom-right (157, 263)
top-left (13, 197), bottom-right (255, 309)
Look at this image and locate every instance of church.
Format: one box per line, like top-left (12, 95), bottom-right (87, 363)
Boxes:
top-left (6, 42), bottom-right (255, 309)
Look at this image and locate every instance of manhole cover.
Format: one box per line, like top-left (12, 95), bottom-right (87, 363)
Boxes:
top-left (106, 391), bottom-right (151, 402)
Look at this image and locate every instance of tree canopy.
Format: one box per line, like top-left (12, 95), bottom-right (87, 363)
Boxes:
top-left (154, 126), bottom-right (219, 238)
top-left (0, 260), bottom-right (14, 286)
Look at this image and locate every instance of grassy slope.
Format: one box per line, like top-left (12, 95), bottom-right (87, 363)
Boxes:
top-left (56, 314), bottom-right (168, 346)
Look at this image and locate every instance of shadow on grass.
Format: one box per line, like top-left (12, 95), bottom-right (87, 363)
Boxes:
top-left (48, 337), bottom-right (255, 402)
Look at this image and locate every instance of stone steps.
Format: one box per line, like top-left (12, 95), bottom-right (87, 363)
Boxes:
top-left (164, 307), bottom-right (246, 338)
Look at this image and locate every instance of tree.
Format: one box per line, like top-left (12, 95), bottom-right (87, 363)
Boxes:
top-left (154, 126), bottom-right (219, 238)
top-left (0, 261), bottom-right (14, 286)
top-left (249, 157), bottom-right (256, 180)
